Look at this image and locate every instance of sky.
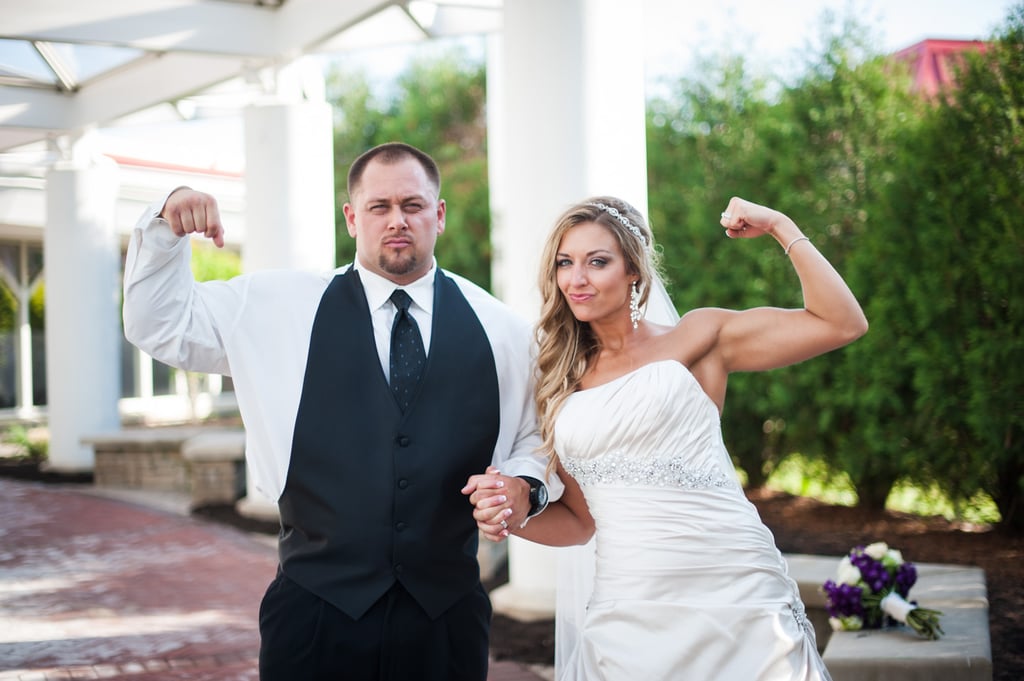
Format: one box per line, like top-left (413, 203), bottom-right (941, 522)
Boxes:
top-left (339, 0), bottom-right (1015, 91)
top-left (642, 0), bottom-right (1015, 86)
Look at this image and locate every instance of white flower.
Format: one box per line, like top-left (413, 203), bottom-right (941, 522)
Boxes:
top-left (887, 548), bottom-right (904, 565)
top-left (837, 556), bottom-right (862, 586)
top-left (830, 615), bottom-right (864, 632)
top-left (864, 542), bottom-right (889, 560)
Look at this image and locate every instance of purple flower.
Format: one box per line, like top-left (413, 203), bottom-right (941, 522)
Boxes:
top-left (823, 580), bottom-right (865, 618)
top-left (895, 563), bottom-right (917, 597)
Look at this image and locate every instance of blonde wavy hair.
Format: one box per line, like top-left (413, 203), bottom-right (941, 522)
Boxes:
top-left (534, 197), bottom-right (664, 470)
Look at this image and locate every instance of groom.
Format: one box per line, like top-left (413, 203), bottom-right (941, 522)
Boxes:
top-left (122, 142), bottom-right (562, 680)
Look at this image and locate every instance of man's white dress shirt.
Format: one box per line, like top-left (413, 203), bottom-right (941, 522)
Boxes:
top-left (123, 197), bottom-right (562, 504)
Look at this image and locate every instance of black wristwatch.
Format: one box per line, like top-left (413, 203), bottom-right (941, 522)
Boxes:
top-left (517, 476), bottom-right (549, 518)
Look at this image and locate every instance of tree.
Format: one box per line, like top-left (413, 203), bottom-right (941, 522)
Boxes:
top-left (894, 5), bottom-right (1024, 529)
top-left (647, 55), bottom-right (789, 487)
top-left (327, 47), bottom-right (492, 288)
top-left (644, 17), bottom-right (917, 500)
top-left (769, 19), bottom-right (926, 511)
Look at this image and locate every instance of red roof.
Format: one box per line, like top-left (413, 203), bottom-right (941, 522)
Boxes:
top-left (105, 154), bottom-right (243, 178)
top-left (892, 39), bottom-right (989, 96)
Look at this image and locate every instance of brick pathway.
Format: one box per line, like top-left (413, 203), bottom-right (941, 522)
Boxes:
top-left (0, 478), bottom-right (548, 681)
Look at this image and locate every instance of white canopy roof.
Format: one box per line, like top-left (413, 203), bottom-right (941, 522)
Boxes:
top-left (0, 0), bottom-right (501, 154)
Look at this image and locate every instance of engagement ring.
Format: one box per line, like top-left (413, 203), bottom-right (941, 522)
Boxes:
top-left (721, 211), bottom-right (731, 220)
top-left (500, 519), bottom-right (508, 530)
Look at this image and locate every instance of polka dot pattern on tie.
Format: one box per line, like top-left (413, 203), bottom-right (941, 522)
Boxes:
top-left (389, 289), bottom-right (426, 413)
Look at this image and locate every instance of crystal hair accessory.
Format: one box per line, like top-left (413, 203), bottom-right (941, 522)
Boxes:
top-left (588, 202), bottom-right (647, 247)
top-left (629, 281), bottom-right (641, 329)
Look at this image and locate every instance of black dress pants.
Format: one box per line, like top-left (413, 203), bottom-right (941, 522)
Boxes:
top-left (258, 571), bottom-right (491, 681)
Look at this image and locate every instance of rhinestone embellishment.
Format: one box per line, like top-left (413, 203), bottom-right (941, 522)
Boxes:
top-left (562, 451), bottom-right (736, 490)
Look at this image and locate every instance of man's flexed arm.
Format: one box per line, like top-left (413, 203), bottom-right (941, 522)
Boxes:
top-left (123, 187), bottom-right (235, 376)
top-left (161, 187), bottom-right (225, 247)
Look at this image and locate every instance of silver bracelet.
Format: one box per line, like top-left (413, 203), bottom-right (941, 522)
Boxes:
top-left (784, 236), bottom-right (810, 255)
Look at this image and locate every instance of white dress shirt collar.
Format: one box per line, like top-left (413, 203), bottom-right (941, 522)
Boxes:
top-left (353, 259), bottom-right (437, 314)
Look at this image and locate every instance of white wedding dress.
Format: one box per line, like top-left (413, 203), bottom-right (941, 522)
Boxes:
top-left (554, 359), bottom-right (831, 681)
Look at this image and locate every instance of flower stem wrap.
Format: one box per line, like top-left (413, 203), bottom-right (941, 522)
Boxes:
top-left (880, 592), bottom-right (945, 640)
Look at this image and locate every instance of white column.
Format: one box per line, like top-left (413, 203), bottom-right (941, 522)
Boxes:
top-left (236, 58), bottom-right (336, 520)
top-left (135, 350), bottom-right (153, 399)
top-left (44, 130), bottom-right (122, 472)
top-left (16, 245), bottom-right (34, 414)
top-left (243, 59), bottom-right (335, 274)
top-left (488, 0), bottom-right (649, 619)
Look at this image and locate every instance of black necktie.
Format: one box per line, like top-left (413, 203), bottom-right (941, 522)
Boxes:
top-left (389, 289), bottom-right (426, 412)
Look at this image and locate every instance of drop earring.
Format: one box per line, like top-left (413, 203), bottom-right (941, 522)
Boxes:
top-left (629, 281), bottom-right (641, 329)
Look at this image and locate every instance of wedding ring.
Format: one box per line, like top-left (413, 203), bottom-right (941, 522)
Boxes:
top-left (500, 519), bottom-right (508, 530)
top-left (721, 211), bottom-right (731, 220)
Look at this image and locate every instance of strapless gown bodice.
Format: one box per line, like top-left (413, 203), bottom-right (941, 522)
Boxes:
top-left (554, 360), bottom-right (830, 681)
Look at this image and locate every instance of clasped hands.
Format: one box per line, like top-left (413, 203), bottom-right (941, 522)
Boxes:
top-left (461, 466), bottom-right (530, 543)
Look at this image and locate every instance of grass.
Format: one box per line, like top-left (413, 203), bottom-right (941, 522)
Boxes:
top-left (762, 453), bottom-right (1001, 525)
top-left (886, 482), bottom-right (1000, 526)
top-left (1, 425), bottom-right (49, 461)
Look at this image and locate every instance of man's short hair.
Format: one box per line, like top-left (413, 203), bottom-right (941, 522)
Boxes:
top-left (347, 142), bottom-right (441, 201)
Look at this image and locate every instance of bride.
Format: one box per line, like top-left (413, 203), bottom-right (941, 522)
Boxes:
top-left (466, 196), bottom-right (867, 680)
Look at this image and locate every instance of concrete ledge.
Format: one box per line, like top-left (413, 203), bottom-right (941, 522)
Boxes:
top-left (489, 582), bottom-right (557, 623)
top-left (82, 426), bottom-right (212, 452)
top-left (84, 426), bottom-right (208, 491)
top-left (785, 553), bottom-right (992, 681)
top-left (181, 431), bottom-right (246, 508)
top-left (83, 427), bottom-right (246, 510)
top-left (181, 431), bottom-right (246, 462)
top-left (824, 604), bottom-right (991, 681)
top-left (236, 494), bottom-right (280, 523)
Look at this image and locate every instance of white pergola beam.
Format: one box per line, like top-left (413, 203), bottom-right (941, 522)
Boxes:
top-left (0, 0), bottom-right (393, 58)
top-left (2, 0), bottom-right (277, 56)
top-left (71, 52), bottom-right (249, 130)
top-left (0, 53), bottom-right (245, 131)
top-left (427, 4), bottom-right (501, 37)
top-left (276, 0), bottom-right (394, 54)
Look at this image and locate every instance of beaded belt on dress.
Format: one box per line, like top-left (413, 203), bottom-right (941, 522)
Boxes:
top-left (562, 451), bottom-right (737, 489)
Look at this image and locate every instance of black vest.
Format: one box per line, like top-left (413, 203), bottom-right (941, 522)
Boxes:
top-left (278, 269), bottom-right (500, 620)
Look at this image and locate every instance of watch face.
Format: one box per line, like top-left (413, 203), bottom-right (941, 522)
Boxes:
top-left (537, 483), bottom-right (548, 507)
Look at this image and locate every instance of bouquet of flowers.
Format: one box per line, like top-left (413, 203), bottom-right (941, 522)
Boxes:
top-left (822, 542), bottom-right (944, 640)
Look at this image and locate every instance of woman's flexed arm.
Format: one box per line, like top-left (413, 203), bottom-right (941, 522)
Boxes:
top-left (714, 197), bottom-right (868, 373)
